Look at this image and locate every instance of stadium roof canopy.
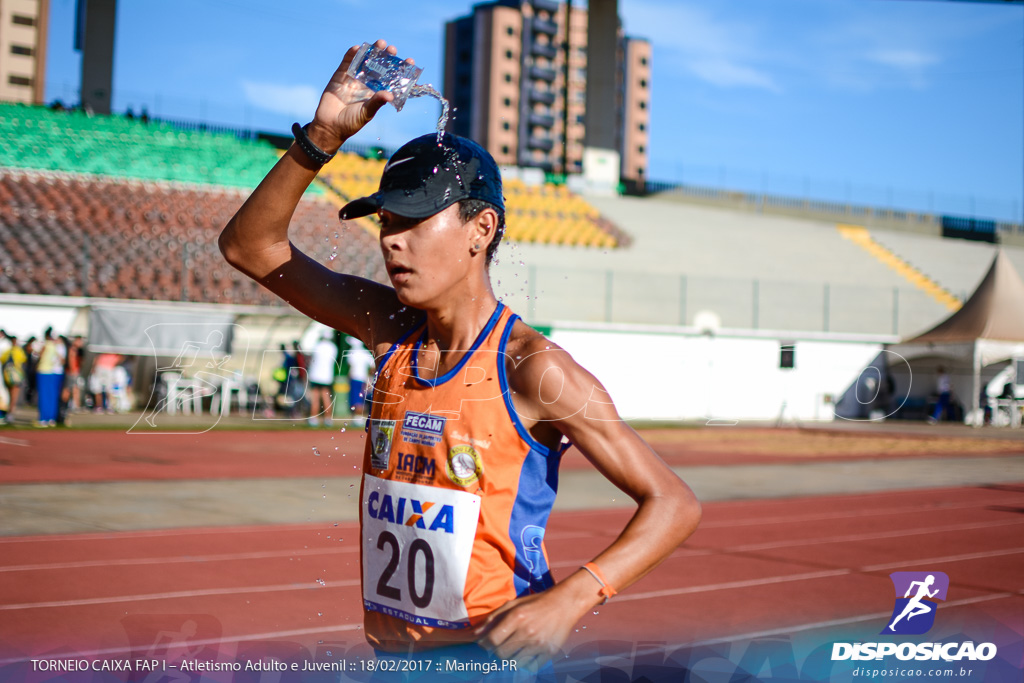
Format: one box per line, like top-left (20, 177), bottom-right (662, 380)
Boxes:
top-left (889, 249), bottom-right (1024, 419)
top-left (904, 250), bottom-right (1024, 346)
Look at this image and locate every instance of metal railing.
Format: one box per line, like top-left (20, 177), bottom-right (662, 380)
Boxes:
top-left (491, 263), bottom-right (947, 337)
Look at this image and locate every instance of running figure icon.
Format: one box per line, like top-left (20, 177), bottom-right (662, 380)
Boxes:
top-left (888, 575), bottom-right (939, 631)
top-left (883, 571), bottom-right (949, 635)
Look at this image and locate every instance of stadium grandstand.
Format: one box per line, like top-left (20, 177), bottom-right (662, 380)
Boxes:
top-left (2, 99), bottom-right (1023, 422)
top-left (0, 102), bottom-right (627, 305)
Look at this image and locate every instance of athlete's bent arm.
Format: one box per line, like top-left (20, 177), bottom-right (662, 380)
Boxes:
top-left (476, 335), bottom-right (702, 669)
top-left (218, 40), bottom-right (413, 345)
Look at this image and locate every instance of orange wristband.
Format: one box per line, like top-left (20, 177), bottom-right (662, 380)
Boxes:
top-left (581, 562), bottom-right (618, 604)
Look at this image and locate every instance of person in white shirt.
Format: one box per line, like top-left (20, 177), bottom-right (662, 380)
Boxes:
top-left (345, 338), bottom-right (374, 425)
top-left (307, 332), bottom-right (339, 427)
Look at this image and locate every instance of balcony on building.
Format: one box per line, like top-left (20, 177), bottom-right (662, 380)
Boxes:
top-left (527, 136), bottom-right (555, 152)
top-left (529, 65), bottom-right (558, 82)
top-left (528, 88), bottom-right (556, 105)
top-left (518, 153), bottom-right (555, 171)
top-left (528, 111), bottom-right (556, 128)
top-left (532, 17), bottom-right (558, 36)
top-left (531, 0), bottom-right (561, 14)
top-left (531, 41), bottom-right (559, 60)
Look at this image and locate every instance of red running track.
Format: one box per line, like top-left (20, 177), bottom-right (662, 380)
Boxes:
top-left (1, 484), bottom-right (1022, 664)
top-left (3, 428), bottom-right (1020, 483)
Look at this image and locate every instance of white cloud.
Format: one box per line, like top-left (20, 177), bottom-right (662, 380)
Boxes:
top-left (623, 0), bottom-right (782, 93)
top-left (688, 59), bottom-right (782, 93)
top-left (241, 80), bottom-right (320, 118)
top-left (866, 48), bottom-right (939, 71)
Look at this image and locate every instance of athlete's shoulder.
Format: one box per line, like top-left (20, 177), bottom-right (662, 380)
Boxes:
top-left (502, 318), bottom-right (593, 406)
top-left (503, 318), bottom-right (566, 365)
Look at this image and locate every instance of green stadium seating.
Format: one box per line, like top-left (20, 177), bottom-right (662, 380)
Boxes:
top-left (0, 102), bottom-right (320, 194)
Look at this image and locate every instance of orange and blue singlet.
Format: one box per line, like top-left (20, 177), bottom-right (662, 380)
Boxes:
top-left (359, 303), bottom-right (569, 651)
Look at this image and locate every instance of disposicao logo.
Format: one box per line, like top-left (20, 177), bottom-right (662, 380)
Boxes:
top-left (831, 570), bottom-right (998, 662)
top-left (882, 571), bottom-right (948, 635)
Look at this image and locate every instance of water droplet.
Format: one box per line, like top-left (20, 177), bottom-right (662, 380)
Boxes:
top-left (312, 448), bottom-right (321, 456)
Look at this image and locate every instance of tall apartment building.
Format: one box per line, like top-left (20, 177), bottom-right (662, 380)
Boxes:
top-left (443, 0), bottom-right (649, 183)
top-left (0, 0), bottom-right (48, 104)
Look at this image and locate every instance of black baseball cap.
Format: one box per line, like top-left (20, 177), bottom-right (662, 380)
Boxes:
top-left (339, 133), bottom-right (504, 221)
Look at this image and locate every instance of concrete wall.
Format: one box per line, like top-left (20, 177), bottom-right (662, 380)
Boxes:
top-left (549, 322), bottom-right (887, 422)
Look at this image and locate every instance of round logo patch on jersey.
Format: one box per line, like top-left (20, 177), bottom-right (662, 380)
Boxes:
top-left (446, 445), bottom-right (483, 487)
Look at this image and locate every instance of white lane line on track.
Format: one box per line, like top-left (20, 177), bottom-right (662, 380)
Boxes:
top-left (0, 546), bottom-right (355, 573)
top-left (0, 623), bottom-right (363, 666)
top-left (0, 487), bottom-right (1017, 545)
top-left (3, 541), bottom-right (1019, 621)
top-left (558, 542), bottom-right (1024, 574)
top-left (727, 518), bottom-right (1024, 552)
top-left (0, 578), bottom-right (361, 611)
top-left (697, 499), bottom-right (988, 529)
top-left (616, 569), bottom-right (853, 602)
top-left (860, 547), bottom-right (1024, 571)
top-left (0, 436), bottom-right (30, 447)
top-left (0, 523), bottom-right (353, 544)
top-left (0, 532), bottom-right (596, 572)
top-left (594, 546), bottom-right (1024, 605)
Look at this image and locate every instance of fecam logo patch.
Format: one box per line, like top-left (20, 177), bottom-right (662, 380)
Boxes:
top-left (401, 411), bottom-right (446, 447)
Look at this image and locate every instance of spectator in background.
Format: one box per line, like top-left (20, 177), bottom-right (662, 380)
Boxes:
top-left (272, 343), bottom-right (296, 416)
top-left (346, 338), bottom-right (374, 426)
top-left (90, 353), bottom-right (122, 413)
top-left (0, 330), bottom-right (10, 419)
top-left (62, 336), bottom-right (85, 413)
top-left (307, 332), bottom-right (338, 427)
top-left (112, 359), bottom-right (132, 413)
top-left (22, 336), bottom-right (38, 405)
top-left (290, 340), bottom-right (309, 417)
top-left (1, 332), bottom-right (26, 424)
top-left (35, 327), bottom-right (66, 427)
top-left (928, 365), bottom-right (952, 424)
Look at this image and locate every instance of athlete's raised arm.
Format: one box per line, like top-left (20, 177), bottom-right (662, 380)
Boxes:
top-left (475, 329), bottom-right (702, 669)
top-left (219, 40), bottom-right (414, 346)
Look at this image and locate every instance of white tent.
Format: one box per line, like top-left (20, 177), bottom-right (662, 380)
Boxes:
top-left (886, 249), bottom-right (1024, 420)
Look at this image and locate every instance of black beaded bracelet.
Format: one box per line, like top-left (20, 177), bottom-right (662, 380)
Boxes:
top-left (291, 122), bottom-right (335, 166)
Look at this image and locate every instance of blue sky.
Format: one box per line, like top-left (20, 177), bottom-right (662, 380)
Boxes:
top-left (43, 0), bottom-right (1024, 221)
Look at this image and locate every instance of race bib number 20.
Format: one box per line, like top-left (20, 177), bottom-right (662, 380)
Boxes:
top-left (361, 474), bottom-right (481, 628)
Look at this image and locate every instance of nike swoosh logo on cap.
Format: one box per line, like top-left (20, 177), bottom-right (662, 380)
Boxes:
top-left (383, 156), bottom-right (415, 174)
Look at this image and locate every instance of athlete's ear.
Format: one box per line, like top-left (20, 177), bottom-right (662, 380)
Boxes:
top-left (469, 207), bottom-right (498, 255)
